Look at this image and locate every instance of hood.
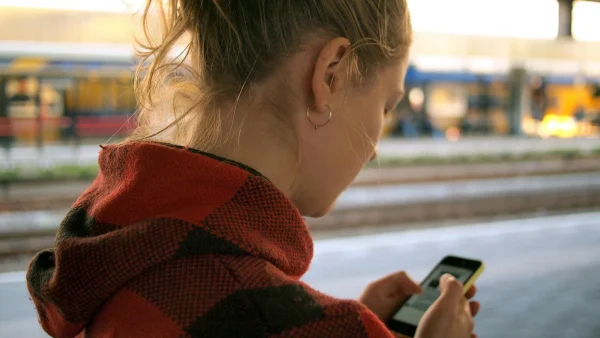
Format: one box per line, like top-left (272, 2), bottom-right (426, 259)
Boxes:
top-left (26, 142), bottom-right (314, 338)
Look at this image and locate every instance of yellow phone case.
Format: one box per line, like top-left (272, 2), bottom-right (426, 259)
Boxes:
top-left (462, 262), bottom-right (485, 294)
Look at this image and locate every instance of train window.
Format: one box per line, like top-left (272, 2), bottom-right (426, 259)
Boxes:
top-left (39, 78), bottom-right (72, 119)
top-left (39, 84), bottom-right (64, 118)
top-left (76, 79), bottom-right (107, 114)
top-left (65, 82), bottom-right (76, 114)
top-left (0, 78), bottom-right (6, 119)
top-left (112, 80), bottom-right (136, 114)
top-left (428, 83), bottom-right (469, 121)
top-left (5, 77), bottom-right (38, 118)
top-left (63, 76), bottom-right (136, 117)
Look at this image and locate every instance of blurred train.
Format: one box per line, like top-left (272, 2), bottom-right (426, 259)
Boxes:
top-left (0, 43), bottom-right (136, 144)
top-left (1, 42), bottom-right (599, 145)
top-left (387, 60), bottom-right (600, 139)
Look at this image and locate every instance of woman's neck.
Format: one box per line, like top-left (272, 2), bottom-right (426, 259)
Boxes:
top-left (200, 105), bottom-right (300, 201)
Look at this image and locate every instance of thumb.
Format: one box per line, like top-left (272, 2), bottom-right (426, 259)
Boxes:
top-left (437, 274), bottom-right (464, 308)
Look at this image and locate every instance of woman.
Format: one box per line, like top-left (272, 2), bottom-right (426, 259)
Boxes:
top-left (27, 1), bottom-right (479, 337)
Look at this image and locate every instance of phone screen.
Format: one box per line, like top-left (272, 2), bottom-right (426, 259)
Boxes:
top-left (391, 263), bottom-right (476, 326)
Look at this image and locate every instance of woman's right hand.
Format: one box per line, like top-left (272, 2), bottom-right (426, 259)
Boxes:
top-left (414, 274), bottom-right (479, 338)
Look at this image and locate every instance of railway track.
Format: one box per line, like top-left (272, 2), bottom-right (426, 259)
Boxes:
top-left (0, 228), bottom-right (55, 261)
top-left (1, 196), bottom-right (76, 213)
top-left (308, 186), bottom-right (600, 230)
top-left (355, 157), bottom-right (600, 186)
top-left (2, 185), bottom-right (599, 261)
top-left (3, 157), bottom-right (600, 212)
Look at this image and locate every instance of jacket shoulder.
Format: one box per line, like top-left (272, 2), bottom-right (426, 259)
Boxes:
top-left (218, 256), bottom-right (393, 338)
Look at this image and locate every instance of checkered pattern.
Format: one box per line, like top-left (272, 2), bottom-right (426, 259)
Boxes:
top-left (26, 142), bottom-right (394, 338)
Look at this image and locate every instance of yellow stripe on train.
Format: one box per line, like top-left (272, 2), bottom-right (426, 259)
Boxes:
top-left (10, 57), bottom-right (48, 72)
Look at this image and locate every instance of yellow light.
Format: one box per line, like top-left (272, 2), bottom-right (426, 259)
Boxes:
top-left (539, 115), bottom-right (579, 139)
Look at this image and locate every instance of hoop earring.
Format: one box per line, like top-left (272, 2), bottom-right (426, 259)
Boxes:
top-left (306, 104), bottom-right (332, 130)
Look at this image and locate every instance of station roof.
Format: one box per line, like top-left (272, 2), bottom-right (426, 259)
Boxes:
top-left (1, 1), bottom-right (600, 77)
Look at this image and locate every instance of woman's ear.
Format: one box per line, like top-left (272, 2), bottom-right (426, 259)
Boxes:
top-left (311, 37), bottom-right (351, 113)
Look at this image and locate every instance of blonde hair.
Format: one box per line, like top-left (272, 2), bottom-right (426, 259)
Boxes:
top-left (131, 0), bottom-right (412, 151)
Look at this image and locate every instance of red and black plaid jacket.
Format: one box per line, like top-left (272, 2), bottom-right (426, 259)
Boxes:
top-left (27, 142), bottom-right (393, 337)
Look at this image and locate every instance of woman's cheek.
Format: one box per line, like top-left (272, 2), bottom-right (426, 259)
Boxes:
top-left (369, 112), bottom-right (385, 144)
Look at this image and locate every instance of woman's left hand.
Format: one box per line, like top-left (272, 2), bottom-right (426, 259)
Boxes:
top-left (358, 271), bottom-right (423, 322)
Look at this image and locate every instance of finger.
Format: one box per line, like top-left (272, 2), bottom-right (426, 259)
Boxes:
top-left (471, 333), bottom-right (478, 338)
top-left (359, 271), bottom-right (423, 321)
top-left (469, 301), bottom-right (481, 317)
top-left (388, 271), bottom-right (423, 296)
top-left (372, 271), bottom-right (423, 298)
top-left (460, 291), bottom-right (469, 314)
top-left (438, 274), bottom-right (464, 307)
top-left (465, 285), bottom-right (477, 299)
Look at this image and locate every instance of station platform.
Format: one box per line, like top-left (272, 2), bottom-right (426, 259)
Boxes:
top-left (2, 211), bottom-right (599, 338)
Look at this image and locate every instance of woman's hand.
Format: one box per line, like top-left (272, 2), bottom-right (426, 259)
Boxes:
top-left (415, 274), bottom-right (480, 338)
top-left (358, 271), bottom-right (423, 322)
top-left (359, 271), bottom-right (480, 338)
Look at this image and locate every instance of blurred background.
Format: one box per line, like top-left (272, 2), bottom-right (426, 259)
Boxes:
top-left (1, 0), bottom-right (599, 337)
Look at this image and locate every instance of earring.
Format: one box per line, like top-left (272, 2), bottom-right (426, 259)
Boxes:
top-left (306, 104), bottom-right (332, 130)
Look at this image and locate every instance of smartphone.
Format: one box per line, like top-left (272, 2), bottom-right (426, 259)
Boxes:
top-left (387, 255), bottom-right (485, 337)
